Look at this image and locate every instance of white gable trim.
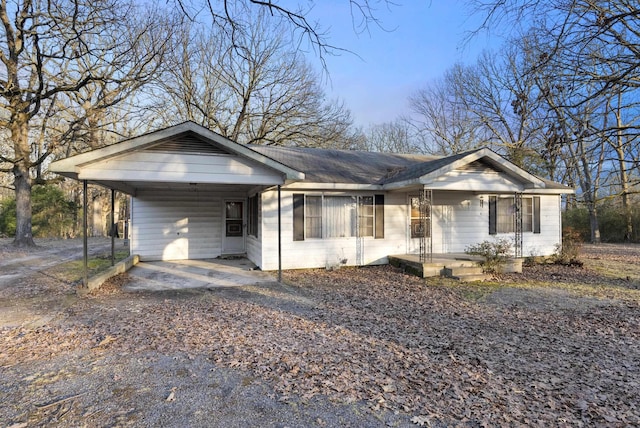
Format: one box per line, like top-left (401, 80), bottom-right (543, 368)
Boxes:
top-left (50, 122), bottom-right (305, 181)
top-left (383, 148), bottom-right (546, 191)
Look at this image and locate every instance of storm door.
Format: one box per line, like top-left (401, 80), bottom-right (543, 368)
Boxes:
top-left (222, 200), bottom-right (245, 254)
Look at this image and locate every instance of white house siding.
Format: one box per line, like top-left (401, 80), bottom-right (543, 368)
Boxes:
top-left (79, 152), bottom-right (283, 185)
top-left (429, 169), bottom-right (524, 192)
top-left (429, 191), bottom-right (561, 256)
top-left (258, 190), bottom-right (408, 271)
top-left (257, 189), bottom-right (563, 271)
top-left (245, 193), bottom-right (262, 268)
top-left (132, 189), bottom-right (233, 261)
top-left (523, 194), bottom-right (562, 257)
top-left (430, 191), bottom-right (488, 254)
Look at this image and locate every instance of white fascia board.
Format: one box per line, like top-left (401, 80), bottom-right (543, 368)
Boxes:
top-left (381, 179), bottom-right (421, 191)
top-left (282, 182), bottom-right (383, 191)
top-left (49, 121), bottom-right (305, 181)
top-left (522, 187), bottom-right (574, 195)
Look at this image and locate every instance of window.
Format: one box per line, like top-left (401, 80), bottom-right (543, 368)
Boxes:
top-left (293, 194), bottom-right (384, 240)
top-left (489, 195), bottom-right (540, 235)
top-left (247, 195), bottom-right (259, 237)
top-left (305, 196), bottom-right (322, 238)
top-left (325, 196), bottom-right (356, 238)
top-left (359, 196), bottom-right (374, 237)
top-left (497, 197), bottom-right (516, 233)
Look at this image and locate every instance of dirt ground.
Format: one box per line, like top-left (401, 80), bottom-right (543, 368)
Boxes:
top-left (1, 240), bottom-right (639, 427)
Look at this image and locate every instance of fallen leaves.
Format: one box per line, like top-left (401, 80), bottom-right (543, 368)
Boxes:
top-left (165, 387), bottom-right (177, 402)
top-left (1, 244), bottom-right (639, 426)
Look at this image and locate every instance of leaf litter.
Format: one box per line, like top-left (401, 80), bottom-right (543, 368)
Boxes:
top-left (0, 244), bottom-right (639, 426)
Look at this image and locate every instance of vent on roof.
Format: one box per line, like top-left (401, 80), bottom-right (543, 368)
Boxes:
top-left (147, 133), bottom-right (231, 155)
top-left (456, 159), bottom-right (498, 173)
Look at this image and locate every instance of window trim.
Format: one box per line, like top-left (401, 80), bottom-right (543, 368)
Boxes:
top-left (293, 193), bottom-right (385, 241)
top-left (489, 195), bottom-right (541, 235)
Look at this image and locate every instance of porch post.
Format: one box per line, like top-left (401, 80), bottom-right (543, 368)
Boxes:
top-left (110, 188), bottom-right (115, 266)
top-left (277, 185), bottom-right (282, 283)
top-left (83, 180), bottom-right (88, 288)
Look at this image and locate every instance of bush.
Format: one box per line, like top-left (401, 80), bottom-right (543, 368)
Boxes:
top-left (562, 207), bottom-right (590, 241)
top-left (465, 238), bottom-right (513, 274)
top-left (552, 227), bottom-right (583, 266)
top-left (563, 202), bottom-right (640, 243)
top-left (0, 185), bottom-right (77, 238)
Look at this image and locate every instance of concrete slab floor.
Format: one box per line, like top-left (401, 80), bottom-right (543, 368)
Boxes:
top-left (123, 258), bottom-right (276, 291)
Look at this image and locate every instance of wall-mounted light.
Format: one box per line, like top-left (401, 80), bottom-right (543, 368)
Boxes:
top-left (480, 195), bottom-right (484, 208)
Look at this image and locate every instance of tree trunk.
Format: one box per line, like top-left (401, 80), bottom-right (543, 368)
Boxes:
top-left (588, 204), bottom-right (601, 244)
top-left (11, 118), bottom-right (35, 247)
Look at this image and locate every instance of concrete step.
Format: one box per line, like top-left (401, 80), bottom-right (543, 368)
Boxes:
top-left (443, 266), bottom-right (484, 277)
top-left (450, 273), bottom-right (489, 282)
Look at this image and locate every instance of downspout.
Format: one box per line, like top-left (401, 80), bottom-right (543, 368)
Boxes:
top-left (83, 180), bottom-right (88, 288)
top-left (277, 185), bottom-right (282, 283)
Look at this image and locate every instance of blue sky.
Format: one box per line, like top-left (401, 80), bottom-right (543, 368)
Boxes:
top-left (299, 1), bottom-right (499, 127)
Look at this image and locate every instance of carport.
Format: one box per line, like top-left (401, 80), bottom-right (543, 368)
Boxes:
top-left (49, 122), bottom-right (304, 288)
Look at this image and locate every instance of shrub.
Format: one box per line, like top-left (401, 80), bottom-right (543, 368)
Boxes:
top-left (465, 238), bottom-right (513, 274)
top-left (552, 227), bottom-right (583, 266)
top-left (562, 207), bottom-right (590, 241)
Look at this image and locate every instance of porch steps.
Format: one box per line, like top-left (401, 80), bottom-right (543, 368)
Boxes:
top-left (442, 266), bottom-right (487, 282)
top-left (388, 255), bottom-right (488, 282)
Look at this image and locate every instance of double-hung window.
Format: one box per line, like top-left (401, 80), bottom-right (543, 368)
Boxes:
top-left (489, 195), bottom-right (540, 235)
top-left (293, 194), bottom-right (384, 240)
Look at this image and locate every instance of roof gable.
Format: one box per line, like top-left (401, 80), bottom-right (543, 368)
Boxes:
top-left (382, 148), bottom-right (548, 190)
top-left (50, 122), bottom-right (304, 182)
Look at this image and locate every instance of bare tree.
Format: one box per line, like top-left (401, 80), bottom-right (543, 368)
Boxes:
top-left (174, 0), bottom-right (395, 69)
top-left (409, 65), bottom-right (485, 155)
top-left (0, 0), bottom-right (173, 246)
top-left (154, 8), bottom-right (359, 148)
top-left (362, 119), bottom-right (423, 154)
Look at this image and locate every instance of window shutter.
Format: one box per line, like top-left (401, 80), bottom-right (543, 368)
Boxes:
top-left (375, 194), bottom-right (384, 239)
top-left (533, 196), bottom-right (541, 234)
top-left (489, 196), bottom-right (497, 235)
top-left (293, 194), bottom-right (305, 241)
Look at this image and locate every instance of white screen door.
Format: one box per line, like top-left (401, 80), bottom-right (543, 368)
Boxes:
top-left (223, 200), bottom-right (245, 253)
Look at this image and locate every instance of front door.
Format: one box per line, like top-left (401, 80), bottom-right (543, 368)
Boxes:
top-left (223, 200), bottom-right (245, 254)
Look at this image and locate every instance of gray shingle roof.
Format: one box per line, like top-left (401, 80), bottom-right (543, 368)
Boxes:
top-left (248, 145), bottom-right (439, 184)
top-left (247, 145), bottom-right (571, 191)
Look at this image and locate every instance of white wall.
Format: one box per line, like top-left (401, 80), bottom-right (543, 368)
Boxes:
top-left (430, 191), bottom-right (561, 256)
top-left (259, 190), bottom-right (408, 271)
top-left (132, 189), bottom-right (229, 261)
top-left (257, 189), bottom-right (562, 270)
top-left (131, 188), bottom-right (562, 267)
top-left (80, 152), bottom-right (283, 185)
top-left (246, 194), bottom-right (262, 268)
